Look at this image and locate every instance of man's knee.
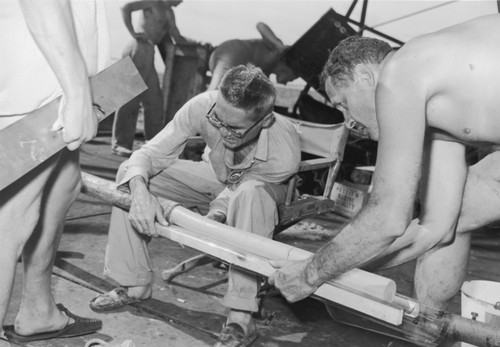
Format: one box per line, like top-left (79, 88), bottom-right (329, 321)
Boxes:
top-left (0, 203), bottom-right (40, 253)
top-left (232, 181), bottom-right (272, 200)
top-left (458, 153), bottom-right (500, 232)
top-left (229, 180), bottom-right (278, 216)
top-left (55, 149), bottom-right (81, 196)
top-left (0, 157), bottom-right (59, 243)
top-left (470, 150), bottom-right (500, 180)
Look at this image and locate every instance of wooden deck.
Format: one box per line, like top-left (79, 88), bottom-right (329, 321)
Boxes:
top-left (6, 134), bottom-right (500, 347)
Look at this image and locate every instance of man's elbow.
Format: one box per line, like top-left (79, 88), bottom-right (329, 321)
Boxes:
top-left (360, 202), bottom-right (410, 241)
top-left (434, 225), bottom-right (457, 246)
top-left (381, 222), bottom-right (408, 243)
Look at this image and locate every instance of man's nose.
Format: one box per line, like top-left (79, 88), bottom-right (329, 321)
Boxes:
top-left (219, 127), bottom-right (231, 137)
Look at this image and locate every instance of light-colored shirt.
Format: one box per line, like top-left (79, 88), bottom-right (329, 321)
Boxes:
top-left (0, 0), bottom-right (110, 118)
top-left (120, 90), bottom-right (301, 190)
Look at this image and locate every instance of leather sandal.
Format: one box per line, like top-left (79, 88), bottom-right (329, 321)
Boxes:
top-left (89, 288), bottom-right (143, 312)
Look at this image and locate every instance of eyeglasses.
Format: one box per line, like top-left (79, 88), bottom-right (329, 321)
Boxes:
top-left (206, 103), bottom-right (268, 139)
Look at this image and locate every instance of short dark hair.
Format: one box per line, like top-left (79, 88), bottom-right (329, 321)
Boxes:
top-left (219, 64), bottom-right (276, 119)
top-left (321, 36), bottom-right (392, 87)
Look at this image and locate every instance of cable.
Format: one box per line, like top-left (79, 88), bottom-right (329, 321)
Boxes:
top-left (372, 0), bottom-right (459, 28)
top-left (65, 212), bottom-right (111, 221)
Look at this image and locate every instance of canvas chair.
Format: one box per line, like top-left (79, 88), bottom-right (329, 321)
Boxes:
top-left (162, 115), bottom-right (349, 281)
top-left (276, 115), bottom-right (348, 229)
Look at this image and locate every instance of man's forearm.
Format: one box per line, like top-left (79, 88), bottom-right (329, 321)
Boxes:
top-left (306, 221), bottom-right (400, 285)
top-left (121, 5), bottom-right (136, 38)
top-left (121, 1), bottom-right (153, 38)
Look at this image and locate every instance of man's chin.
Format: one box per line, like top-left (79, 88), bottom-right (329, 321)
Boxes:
top-left (222, 140), bottom-right (240, 149)
top-left (368, 130), bottom-right (379, 141)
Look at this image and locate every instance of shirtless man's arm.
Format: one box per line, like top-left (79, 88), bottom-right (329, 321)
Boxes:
top-left (373, 136), bottom-right (468, 268)
top-left (270, 17), bottom-right (500, 306)
top-left (269, 50), bottom-right (446, 302)
top-left (19, 0), bottom-right (98, 151)
top-left (121, 1), bottom-right (152, 40)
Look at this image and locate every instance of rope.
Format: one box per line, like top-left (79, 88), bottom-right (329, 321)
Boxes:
top-left (65, 212), bottom-right (111, 221)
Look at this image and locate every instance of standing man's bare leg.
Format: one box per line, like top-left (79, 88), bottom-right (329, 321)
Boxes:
top-left (12, 150), bottom-right (80, 335)
top-left (0, 154), bottom-right (60, 345)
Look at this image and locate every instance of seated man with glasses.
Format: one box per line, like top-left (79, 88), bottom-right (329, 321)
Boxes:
top-left (90, 64), bottom-right (301, 346)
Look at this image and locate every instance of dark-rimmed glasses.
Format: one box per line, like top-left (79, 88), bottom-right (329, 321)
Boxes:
top-left (206, 103), bottom-right (267, 139)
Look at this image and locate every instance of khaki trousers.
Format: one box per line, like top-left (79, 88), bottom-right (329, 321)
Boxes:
top-left (104, 159), bottom-right (287, 312)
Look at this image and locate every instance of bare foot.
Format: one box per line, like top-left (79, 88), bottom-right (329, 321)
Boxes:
top-left (14, 303), bottom-right (71, 336)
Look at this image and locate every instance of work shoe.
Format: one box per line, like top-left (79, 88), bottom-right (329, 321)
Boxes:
top-left (111, 146), bottom-right (132, 157)
top-left (214, 323), bottom-right (258, 347)
top-left (89, 288), bottom-right (143, 312)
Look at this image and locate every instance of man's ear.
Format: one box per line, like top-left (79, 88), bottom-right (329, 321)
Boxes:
top-left (261, 113), bottom-right (275, 128)
top-left (354, 64), bottom-right (376, 87)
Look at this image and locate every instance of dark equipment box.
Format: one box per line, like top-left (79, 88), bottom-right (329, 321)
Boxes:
top-left (282, 8), bottom-right (356, 95)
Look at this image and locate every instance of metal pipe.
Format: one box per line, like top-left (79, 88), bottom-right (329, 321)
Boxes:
top-left (345, 0), bottom-right (359, 19)
top-left (345, 17), bottom-right (405, 46)
top-left (358, 0), bottom-right (369, 35)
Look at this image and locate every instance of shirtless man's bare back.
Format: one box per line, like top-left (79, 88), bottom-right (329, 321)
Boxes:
top-left (208, 22), bottom-right (296, 90)
top-left (269, 14), bottom-right (500, 311)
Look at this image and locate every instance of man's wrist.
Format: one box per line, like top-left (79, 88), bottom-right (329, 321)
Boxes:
top-left (206, 210), bottom-right (226, 223)
top-left (129, 175), bottom-right (147, 194)
top-left (304, 257), bottom-right (323, 288)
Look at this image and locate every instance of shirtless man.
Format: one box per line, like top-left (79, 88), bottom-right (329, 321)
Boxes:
top-left (112, 0), bottom-right (188, 157)
top-left (0, 0), bottom-right (109, 344)
top-left (207, 22), bottom-right (296, 90)
top-left (270, 14), bottom-right (500, 311)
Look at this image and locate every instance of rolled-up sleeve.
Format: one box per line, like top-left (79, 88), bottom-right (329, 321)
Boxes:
top-left (118, 92), bottom-right (215, 188)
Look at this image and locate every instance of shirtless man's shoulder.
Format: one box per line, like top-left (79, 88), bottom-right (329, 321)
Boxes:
top-left (378, 15), bottom-right (500, 144)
